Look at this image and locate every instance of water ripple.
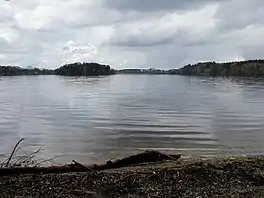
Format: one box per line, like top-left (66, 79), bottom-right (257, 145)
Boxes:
top-left (1, 75), bottom-right (264, 164)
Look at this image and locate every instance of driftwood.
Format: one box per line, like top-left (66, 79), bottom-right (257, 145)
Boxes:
top-left (72, 160), bottom-right (91, 171)
top-left (94, 150), bottom-right (181, 170)
top-left (0, 150), bottom-right (181, 176)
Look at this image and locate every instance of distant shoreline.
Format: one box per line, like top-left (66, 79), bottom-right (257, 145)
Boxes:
top-left (1, 59), bottom-right (264, 77)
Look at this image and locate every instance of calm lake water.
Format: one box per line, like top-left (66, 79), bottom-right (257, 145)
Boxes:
top-left (1, 75), bottom-right (264, 164)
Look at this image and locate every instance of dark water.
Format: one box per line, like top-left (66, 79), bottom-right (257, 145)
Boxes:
top-left (1, 75), bottom-right (264, 164)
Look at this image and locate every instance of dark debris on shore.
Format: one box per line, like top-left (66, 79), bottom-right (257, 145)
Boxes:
top-left (1, 154), bottom-right (264, 198)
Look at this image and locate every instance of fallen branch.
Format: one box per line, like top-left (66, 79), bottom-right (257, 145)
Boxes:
top-left (0, 150), bottom-right (181, 176)
top-left (93, 150), bottom-right (181, 170)
top-left (72, 160), bottom-right (91, 171)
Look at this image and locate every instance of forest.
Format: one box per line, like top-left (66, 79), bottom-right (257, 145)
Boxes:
top-left (177, 60), bottom-right (264, 77)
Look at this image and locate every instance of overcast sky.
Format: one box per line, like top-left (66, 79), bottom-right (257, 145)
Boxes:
top-left (0, 0), bottom-right (263, 69)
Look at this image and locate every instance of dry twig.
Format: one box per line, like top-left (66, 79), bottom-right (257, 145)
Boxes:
top-left (5, 138), bottom-right (25, 167)
top-left (33, 155), bottom-right (64, 167)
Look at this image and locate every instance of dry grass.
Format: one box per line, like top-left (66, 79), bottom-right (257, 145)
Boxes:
top-left (0, 138), bottom-right (62, 168)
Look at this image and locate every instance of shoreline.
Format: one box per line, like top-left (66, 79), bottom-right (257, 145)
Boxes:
top-left (1, 59), bottom-right (264, 77)
top-left (1, 154), bottom-right (264, 197)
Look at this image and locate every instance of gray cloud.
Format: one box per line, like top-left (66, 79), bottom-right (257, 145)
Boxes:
top-left (0, 0), bottom-right (263, 69)
top-left (108, 5), bottom-right (218, 48)
top-left (214, 0), bottom-right (264, 30)
top-left (111, 36), bottom-right (173, 48)
top-left (241, 44), bottom-right (264, 60)
top-left (103, 0), bottom-right (226, 12)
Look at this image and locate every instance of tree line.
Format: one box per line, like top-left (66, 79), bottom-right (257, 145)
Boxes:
top-left (0, 63), bottom-right (114, 76)
top-left (0, 66), bottom-right (53, 76)
top-left (177, 59), bottom-right (264, 77)
top-left (1, 59), bottom-right (264, 77)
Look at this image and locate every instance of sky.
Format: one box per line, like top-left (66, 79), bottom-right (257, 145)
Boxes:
top-left (0, 0), bottom-right (263, 69)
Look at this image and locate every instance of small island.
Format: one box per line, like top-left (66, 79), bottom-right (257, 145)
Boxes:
top-left (54, 62), bottom-right (114, 76)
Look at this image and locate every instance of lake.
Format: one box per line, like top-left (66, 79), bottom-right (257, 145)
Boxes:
top-left (1, 75), bottom-right (264, 164)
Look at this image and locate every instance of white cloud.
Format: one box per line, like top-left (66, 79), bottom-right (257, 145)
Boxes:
top-left (14, 5), bottom-right (58, 30)
top-left (60, 40), bottom-right (98, 63)
top-left (0, 25), bottom-right (18, 43)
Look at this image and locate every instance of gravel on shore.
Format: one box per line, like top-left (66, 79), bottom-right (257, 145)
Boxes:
top-left (1, 156), bottom-right (264, 198)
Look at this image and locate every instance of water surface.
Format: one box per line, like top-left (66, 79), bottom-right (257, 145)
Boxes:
top-left (1, 75), bottom-right (264, 164)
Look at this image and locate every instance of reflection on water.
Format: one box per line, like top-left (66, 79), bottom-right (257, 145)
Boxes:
top-left (1, 75), bottom-right (264, 164)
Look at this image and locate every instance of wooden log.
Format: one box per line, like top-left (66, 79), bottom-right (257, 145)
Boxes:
top-left (72, 160), bottom-right (91, 171)
top-left (94, 150), bottom-right (181, 170)
top-left (0, 150), bottom-right (181, 176)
